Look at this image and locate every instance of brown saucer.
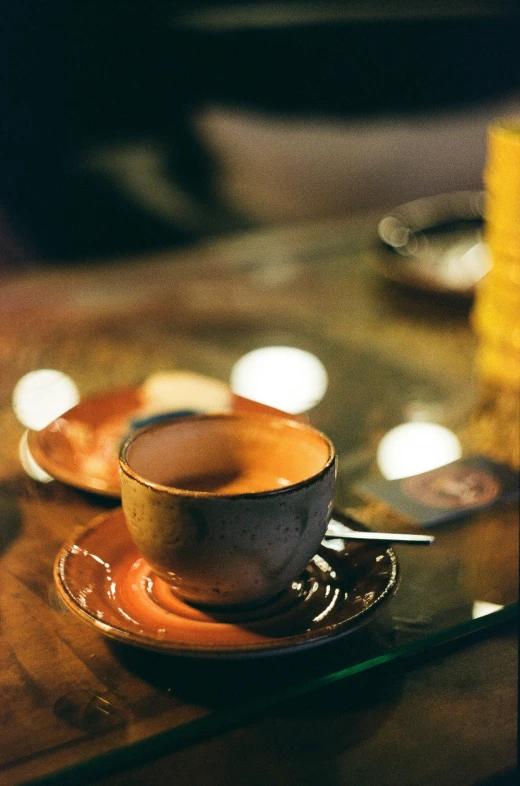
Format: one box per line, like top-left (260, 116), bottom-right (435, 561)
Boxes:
top-left (54, 509), bottom-right (399, 658)
top-left (26, 385), bottom-right (290, 498)
top-left (27, 387), bottom-right (141, 497)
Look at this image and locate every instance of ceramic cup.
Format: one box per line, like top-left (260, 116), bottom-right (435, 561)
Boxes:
top-left (119, 412), bottom-right (336, 609)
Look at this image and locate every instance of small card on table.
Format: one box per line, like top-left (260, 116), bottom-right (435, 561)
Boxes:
top-left (354, 456), bottom-right (520, 528)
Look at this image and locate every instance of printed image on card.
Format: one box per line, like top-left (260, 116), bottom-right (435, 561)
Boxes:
top-left (354, 456), bottom-right (520, 528)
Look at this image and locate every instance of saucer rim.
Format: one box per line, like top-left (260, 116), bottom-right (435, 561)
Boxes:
top-left (53, 509), bottom-right (399, 658)
top-left (27, 386), bottom-right (141, 498)
top-left (28, 430), bottom-right (121, 497)
top-left (26, 387), bottom-right (296, 499)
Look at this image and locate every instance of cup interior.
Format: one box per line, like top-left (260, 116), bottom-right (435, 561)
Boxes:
top-left (122, 414), bottom-right (333, 495)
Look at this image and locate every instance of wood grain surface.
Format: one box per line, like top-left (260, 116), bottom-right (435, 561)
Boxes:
top-left (0, 214), bottom-right (517, 785)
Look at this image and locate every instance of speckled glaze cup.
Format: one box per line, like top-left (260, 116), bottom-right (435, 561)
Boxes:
top-left (119, 412), bottom-right (336, 609)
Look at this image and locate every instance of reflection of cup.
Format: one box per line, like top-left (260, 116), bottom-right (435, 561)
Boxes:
top-left (119, 413), bottom-right (336, 608)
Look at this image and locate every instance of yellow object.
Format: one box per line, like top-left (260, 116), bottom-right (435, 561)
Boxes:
top-left (475, 343), bottom-right (520, 389)
top-left (472, 118), bottom-right (520, 393)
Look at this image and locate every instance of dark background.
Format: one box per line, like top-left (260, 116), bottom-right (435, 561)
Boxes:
top-left (1, 2), bottom-right (520, 261)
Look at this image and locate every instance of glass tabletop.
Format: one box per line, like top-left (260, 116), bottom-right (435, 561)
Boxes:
top-left (1, 219), bottom-right (518, 784)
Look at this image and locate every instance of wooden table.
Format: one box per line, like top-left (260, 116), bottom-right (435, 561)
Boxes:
top-left (0, 214), bottom-right (517, 785)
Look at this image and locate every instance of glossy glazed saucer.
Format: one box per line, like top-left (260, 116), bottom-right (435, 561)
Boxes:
top-left (26, 383), bottom-right (287, 498)
top-left (54, 509), bottom-right (399, 658)
top-left (27, 387), bottom-right (142, 497)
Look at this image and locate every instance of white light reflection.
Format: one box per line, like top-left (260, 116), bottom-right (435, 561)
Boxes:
top-left (323, 538), bottom-right (346, 553)
top-left (472, 600), bottom-right (504, 619)
top-left (377, 422), bottom-right (462, 480)
top-left (313, 587), bottom-right (340, 622)
top-left (230, 346), bottom-right (328, 414)
top-left (19, 431), bottom-right (53, 483)
top-left (312, 554), bottom-right (333, 573)
top-left (442, 241), bottom-right (491, 289)
top-left (12, 369), bottom-right (80, 430)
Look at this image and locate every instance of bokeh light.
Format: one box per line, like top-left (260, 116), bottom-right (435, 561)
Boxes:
top-left (472, 600), bottom-right (504, 619)
top-left (376, 421), bottom-right (462, 480)
top-left (230, 346), bottom-right (328, 414)
top-left (12, 369), bottom-right (80, 430)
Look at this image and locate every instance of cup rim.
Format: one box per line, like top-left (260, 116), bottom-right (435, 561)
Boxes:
top-left (119, 411), bottom-right (336, 498)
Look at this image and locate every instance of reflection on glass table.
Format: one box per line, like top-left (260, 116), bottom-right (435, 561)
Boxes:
top-left (2, 251), bottom-right (518, 784)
